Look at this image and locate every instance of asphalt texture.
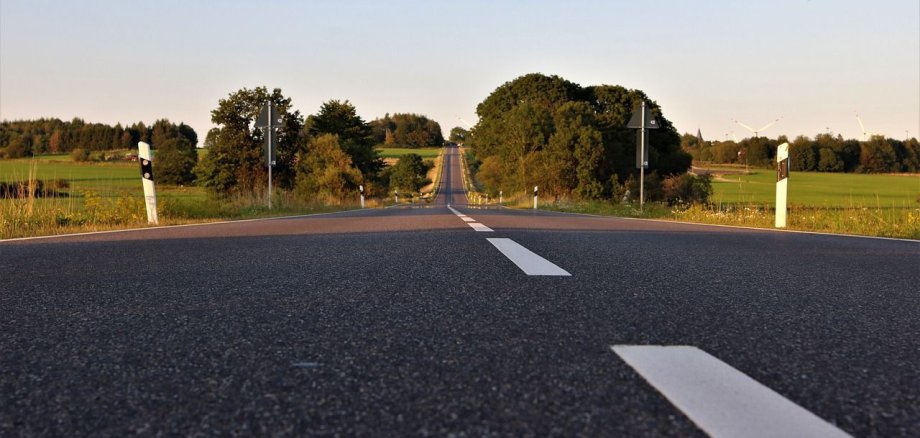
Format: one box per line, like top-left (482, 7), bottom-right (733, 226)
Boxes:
top-left (2, 145), bottom-right (919, 436)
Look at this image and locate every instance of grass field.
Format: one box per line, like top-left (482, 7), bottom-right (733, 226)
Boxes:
top-left (0, 155), bottom-right (359, 239)
top-left (376, 147), bottom-right (442, 159)
top-left (710, 170), bottom-right (920, 208)
top-left (485, 166), bottom-right (920, 239)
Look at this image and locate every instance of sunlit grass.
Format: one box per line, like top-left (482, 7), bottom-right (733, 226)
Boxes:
top-left (375, 147), bottom-right (442, 159)
top-left (0, 158), bottom-right (362, 239)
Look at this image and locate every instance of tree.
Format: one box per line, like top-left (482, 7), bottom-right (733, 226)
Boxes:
top-left (817, 148), bottom-right (844, 172)
top-left (901, 138), bottom-right (920, 172)
top-left (306, 100), bottom-right (380, 177)
top-left (370, 113), bottom-right (445, 148)
top-left (295, 134), bottom-right (363, 202)
top-left (859, 136), bottom-right (898, 173)
top-left (449, 126), bottom-right (469, 143)
top-left (790, 136), bottom-right (817, 171)
top-left (467, 73), bottom-right (689, 200)
top-left (195, 86), bottom-right (303, 195)
top-left (154, 137), bottom-right (197, 184)
top-left (388, 153), bottom-right (430, 194)
top-left (544, 101), bottom-right (603, 199)
top-left (49, 129), bottom-right (63, 153)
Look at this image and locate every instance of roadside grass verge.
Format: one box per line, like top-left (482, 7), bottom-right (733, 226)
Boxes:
top-left (528, 199), bottom-right (919, 240)
top-left (470, 164), bottom-right (919, 239)
top-left (0, 158), bottom-right (369, 239)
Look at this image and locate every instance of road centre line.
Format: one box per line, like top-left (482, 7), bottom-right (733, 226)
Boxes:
top-left (468, 223), bottom-right (494, 232)
top-left (447, 206), bottom-right (493, 232)
top-left (486, 238), bottom-right (570, 276)
top-left (610, 345), bottom-right (850, 438)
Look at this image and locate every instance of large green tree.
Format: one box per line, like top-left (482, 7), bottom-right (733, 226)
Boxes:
top-left (448, 126), bottom-right (469, 143)
top-left (370, 113), bottom-right (444, 148)
top-left (195, 87), bottom-right (303, 195)
top-left (388, 153), bottom-right (430, 194)
top-left (148, 119), bottom-right (199, 185)
top-left (469, 73), bottom-right (690, 199)
top-left (305, 100), bottom-right (381, 177)
top-left (295, 134), bottom-right (363, 202)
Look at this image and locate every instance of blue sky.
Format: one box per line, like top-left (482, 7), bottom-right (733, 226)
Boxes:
top-left (1, 0), bottom-right (918, 142)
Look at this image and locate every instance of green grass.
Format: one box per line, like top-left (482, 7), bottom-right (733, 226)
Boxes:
top-left (489, 169), bottom-right (920, 239)
top-left (711, 170), bottom-right (920, 208)
top-left (1, 158), bottom-right (138, 190)
top-left (376, 147), bottom-right (442, 159)
top-left (0, 157), bottom-right (361, 239)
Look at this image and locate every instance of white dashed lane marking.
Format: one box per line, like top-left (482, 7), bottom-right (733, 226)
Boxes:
top-left (447, 206), bottom-right (493, 232)
top-left (486, 238), bottom-right (570, 276)
top-left (611, 345), bottom-right (850, 438)
top-left (468, 223), bottom-right (494, 232)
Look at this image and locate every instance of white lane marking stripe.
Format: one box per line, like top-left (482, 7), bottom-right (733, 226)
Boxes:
top-left (461, 217), bottom-right (476, 222)
top-left (486, 238), bottom-right (570, 276)
top-left (447, 206), bottom-right (462, 215)
top-left (468, 223), bottom-right (493, 232)
top-left (610, 345), bottom-right (850, 438)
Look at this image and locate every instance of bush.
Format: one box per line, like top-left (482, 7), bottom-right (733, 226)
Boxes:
top-left (71, 148), bottom-right (91, 162)
top-left (663, 173), bottom-right (712, 205)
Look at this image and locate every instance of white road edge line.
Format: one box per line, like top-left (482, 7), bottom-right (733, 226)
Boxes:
top-left (610, 345), bottom-right (850, 438)
top-left (468, 223), bottom-right (494, 232)
top-left (486, 238), bottom-right (570, 276)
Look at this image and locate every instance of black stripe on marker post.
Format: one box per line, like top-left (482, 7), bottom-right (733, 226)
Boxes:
top-left (777, 158), bottom-right (789, 181)
top-left (140, 159), bottom-right (154, 180)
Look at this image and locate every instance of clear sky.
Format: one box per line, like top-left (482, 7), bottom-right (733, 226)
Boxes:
top-left (1, 0), bottom-right (918, 143)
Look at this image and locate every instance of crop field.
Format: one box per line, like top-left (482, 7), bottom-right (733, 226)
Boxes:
top-left (376, 147), bottom-right (442, 159)
top-left (709, 170), bottom-right (920, 208)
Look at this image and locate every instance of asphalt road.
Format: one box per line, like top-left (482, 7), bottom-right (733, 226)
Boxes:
top-left (2, 145), bottom-right (918, 436)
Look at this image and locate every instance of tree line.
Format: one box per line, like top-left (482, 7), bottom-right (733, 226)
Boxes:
top-left (468, 73), bottom-right (699, 203)
top-left (682, 132), bottom-right (920, 173)
top-left (194, 87), bottom-right (435, 202)
top-left (370, 113), bottom-right (444, 148)
top-left (0, 118), bottom-right (196, 159)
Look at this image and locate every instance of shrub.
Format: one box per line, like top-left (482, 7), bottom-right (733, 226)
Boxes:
top-left (71, 148), bottom-right (91, 162)
top-left (663, 173), bottom-right (712, 205)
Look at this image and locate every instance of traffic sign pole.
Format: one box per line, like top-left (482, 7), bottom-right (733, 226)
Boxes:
top-left (268, 105), bottom-right (274, 209)
top-left (640, 101), bottom-right (646, 212)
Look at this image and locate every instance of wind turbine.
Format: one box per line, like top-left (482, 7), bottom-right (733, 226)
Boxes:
top-left (455, 115), bottom-right (475, 129)
top-left (732, 116), bottom-right (782, 138)
top-left (855, 113), bottom-right (876, 139)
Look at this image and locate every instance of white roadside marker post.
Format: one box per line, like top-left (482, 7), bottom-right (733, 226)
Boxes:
top-left (533, 186), bottom-right (539, 209)
top-left (499, 190), bottom-right (503, 205)
top-left (776, 142), bottom-right (790, 228)
top-left (394, 191), bottom-right (399, 204)
top-left (137, 141), bottom-right (159, 225)
top-left (359, 184), bottom-right (365, 208)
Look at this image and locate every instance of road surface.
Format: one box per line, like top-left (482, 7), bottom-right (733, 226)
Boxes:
top-left (2, 145), bottom-right (918, 436)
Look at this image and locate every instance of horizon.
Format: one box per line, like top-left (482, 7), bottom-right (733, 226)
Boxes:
top-left (2, 0), bottom-right (918, 143)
